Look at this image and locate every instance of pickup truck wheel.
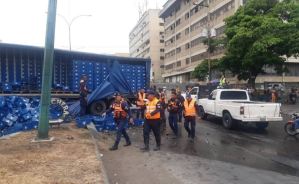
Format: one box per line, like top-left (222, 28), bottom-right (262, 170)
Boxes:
top-left (256, 122), bottom-right (269, 130)
top-left (198, 106), bottom-right (207, 120)
top-left (222, 112), bottom-right (235, 129)
top-left (89, 100), bottom-right (107, 116)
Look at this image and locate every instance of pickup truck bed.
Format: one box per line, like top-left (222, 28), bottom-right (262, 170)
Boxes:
top-left (198, 89), bottom-right (282, 129)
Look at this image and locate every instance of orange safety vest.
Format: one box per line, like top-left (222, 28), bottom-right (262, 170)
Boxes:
top-left (137, 92), bottom-right (146, 106)
top-left (112, 102), bottom-right (127, 119)
top-left (184, 99), bottom-right (196, 117)
top-left (145, 98), bottom-right (160, 120)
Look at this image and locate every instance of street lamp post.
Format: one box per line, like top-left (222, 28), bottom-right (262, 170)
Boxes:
top-left (57, 14), bottom-right (91, 51)
top-left (193, 0), bottom-right (211, 82)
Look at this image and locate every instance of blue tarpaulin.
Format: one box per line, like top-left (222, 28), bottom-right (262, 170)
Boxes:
top-left (69, 61), bottom-right (134, 116)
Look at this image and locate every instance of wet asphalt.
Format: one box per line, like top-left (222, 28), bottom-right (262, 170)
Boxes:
top-left (126, 105), bottom-right (299, 177)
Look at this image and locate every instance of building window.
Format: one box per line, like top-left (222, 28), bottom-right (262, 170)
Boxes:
top-left (176, 19), bottom-right (181, 26)
top-left (216, 25), bottom-right (226, 35)
top-left (160, 40), bottom-right (164, 43)
top-left (160, 65), bottom-right (165, 69)
top-left (177, 61), bottom-right (181, 67)
top-left (165, 50), bottom-right (176, 58)
top-left (185, 12), bottom-right (190, 20)
top-left (191, 37), bottom-right (203, 47)
top-left (159, 23), bottom-right (164, 26)
top-left (176, 33), bottom-right (181, 40)
top-left (185, 28), bottom-right (189, 35)
top-left (185, 43), bottom-right (190, 49)
top-left (160, 56), bottom-right (165, 60)
top-left (160, 49), bottom-right (165, 52)
top-left (176, 47), bottom-right (181, 54)
top-left (170, 24), bottom-right (175, 30)
top-left (191, 53), bottom-right (207, 63)
top-left (165, 63), bottom-right (174, 70)
top-left (186, 58), bottom-right (190, 65)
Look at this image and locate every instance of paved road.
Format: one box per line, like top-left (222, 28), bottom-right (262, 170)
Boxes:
top-left (98, 106), bottom-right (299, 184)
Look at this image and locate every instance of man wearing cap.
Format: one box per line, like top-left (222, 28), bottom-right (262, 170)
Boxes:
top-left (79, 75), bottom-right (88, 116)
top-left (106, 92), bottom-right (131, 151)
top-left (183, 94), bottom-right (199, 142)
top-left (141, 90), bottom-right (162, 151)
top-left (167, 92), bottom-right (181, 138)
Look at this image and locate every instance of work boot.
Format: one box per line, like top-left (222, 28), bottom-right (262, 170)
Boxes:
top-left (153, 146), bottom-right (160, 151)
top-left (109, 145), bottom-right (118, 151)
top-left (140, 146), bottom-right (150, 152)
top-left (124, 142), bottom-right (131, 147)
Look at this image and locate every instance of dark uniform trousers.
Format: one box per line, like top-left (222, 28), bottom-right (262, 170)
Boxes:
top-left (184, 116), bottom-right (196, 139)
top-left (168, 112), bottom-right (179, 136)
top-left (143, 119), bottom-right (161, 147)
top-left (79, 96), bottom-right (87, 116)
top-left (114, 119), bottom-right (130, 147)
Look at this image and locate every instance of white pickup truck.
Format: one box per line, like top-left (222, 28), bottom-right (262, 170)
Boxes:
top-left (198, 89), bottom-right (282, 129)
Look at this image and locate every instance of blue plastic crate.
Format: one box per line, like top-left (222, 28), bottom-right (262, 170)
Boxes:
top-left (75, 116), bottom-right (93, 128)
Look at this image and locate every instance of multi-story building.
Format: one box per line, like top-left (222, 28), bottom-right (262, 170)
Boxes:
top-left (159, 0), bottom-right (299, 85)
top-left (160, 0), bottom-right (245, 83)
top-left (129, 9), bottom-right (165, 83)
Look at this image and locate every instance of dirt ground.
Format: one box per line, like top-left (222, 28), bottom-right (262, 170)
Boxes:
top-left (0, 124), bottom-right (104, 184)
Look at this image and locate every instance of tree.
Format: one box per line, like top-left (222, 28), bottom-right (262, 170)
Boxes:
top-left (192, 59), bottom-right (222, 81)
top-left (192, 36), bottom-right (227, 81)
top-left (221, 0), bottom-right (299, 87)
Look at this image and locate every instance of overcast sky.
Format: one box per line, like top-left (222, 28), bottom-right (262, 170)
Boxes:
top-left (0, 0), bottom-right (167, 54)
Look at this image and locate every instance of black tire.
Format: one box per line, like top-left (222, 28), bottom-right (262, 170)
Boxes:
top-left (89, 100), bottom-right (107, 116)
top-left (198, 106), bottom-right (207, 120)
top-left (222, 112), bottom-right (235, 129)
top-left (284, 123), bottom-right (297, 136)
top-left (256, 122), bottom-right (269, 130)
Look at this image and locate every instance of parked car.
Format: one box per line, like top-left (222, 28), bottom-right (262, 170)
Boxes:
top-left (197, 89), bottom-right (283, 130)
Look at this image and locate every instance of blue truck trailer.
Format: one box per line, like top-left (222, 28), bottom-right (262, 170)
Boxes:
top-left (0, 43), bottom-right (151, 114)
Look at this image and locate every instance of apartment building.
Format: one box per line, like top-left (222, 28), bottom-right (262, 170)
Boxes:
top-left (160, 0), bottom-right (299, 85)
top-left (160, 0), bottom-right (245, 83)
top-left (129, 9), bottom-right (165, 83)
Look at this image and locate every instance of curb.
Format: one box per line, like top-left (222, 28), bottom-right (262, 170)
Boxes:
top-left (87, 123), bottom-right (110, 184)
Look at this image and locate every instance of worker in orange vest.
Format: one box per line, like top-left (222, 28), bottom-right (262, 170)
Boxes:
top-left (141, 90), bottom-right (162, 151)
top-left (136, 89), bottom-right (146, 119)
top-left (183, 94), bottom-right (199, 142)
top-left (106, 92), bottom-right (131, 151)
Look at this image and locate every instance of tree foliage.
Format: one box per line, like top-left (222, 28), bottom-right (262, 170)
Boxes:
top-left (192, 59), bottom-right (222, 81)
top-left (221, 0), bottom-right (299, 87)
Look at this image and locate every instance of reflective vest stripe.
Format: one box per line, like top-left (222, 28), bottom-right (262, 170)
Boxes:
top-left (184, 99), bottom-right (196, 117)
top-left (145, 98), bottom-right (160, 119)
top-left (113, 103), bottom-right (127, 118)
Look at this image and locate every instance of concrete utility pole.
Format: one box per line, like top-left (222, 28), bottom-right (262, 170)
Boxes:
top-left (37, 0), bottom-right (57, 140)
